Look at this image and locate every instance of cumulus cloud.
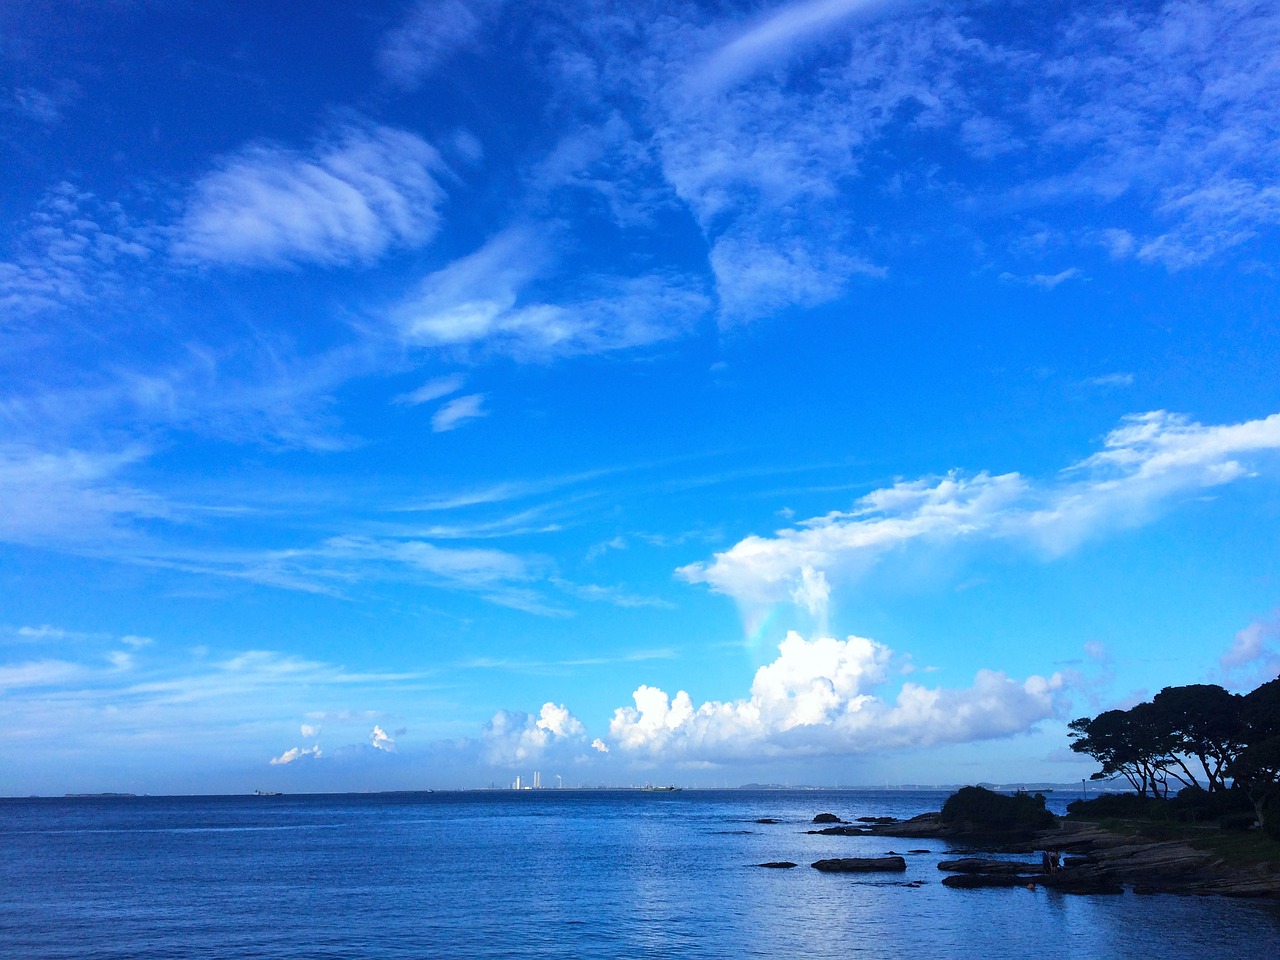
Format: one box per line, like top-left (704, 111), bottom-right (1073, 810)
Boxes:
top-left (681, 411), bottom-right (1280, 617)
top-left (591, 738), bottom-right (609, 753)
top-left (431, 393), bottom-right (487, 433)
top-left (300, 723), bottom-right (320, 738)
top-left (175, 126), bottom-right (445, 268)
top-left (482, 701), bottom-right (587, 765)
top-left (269, 745), bottom-right (321, 765)
top-left (369, 725), bottom-right (396, 752)
top-left (608, 631), bottom-right (1065, 763)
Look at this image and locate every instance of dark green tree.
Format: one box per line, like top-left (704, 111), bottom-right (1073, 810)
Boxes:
top-left (1228, 677), bottom-right (1280, 833)
top-left (1069, 704), bottom-right (1186, 797)
top-left (1149, 684), bottom-right (1247, 793)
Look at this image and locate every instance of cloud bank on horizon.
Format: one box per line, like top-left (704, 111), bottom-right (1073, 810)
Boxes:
top-left (2, 0), bottom-right (1279, 793)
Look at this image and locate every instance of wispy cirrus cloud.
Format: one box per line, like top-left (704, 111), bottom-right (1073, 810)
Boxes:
top-left (392, 373), bottom-right (466, 407)
top-left (377, 0), bottom-right (507, 90)
top-left (391, 226), bottom-right (710, 357)
top-left (999, 267), bottom-right (1082, 289)
top-left (688, 0), bottom-right (898, 95)
top-left (431, 393), bottom-right (487, 433)
top-left (0, 444), bottom-right (170, 545)
top-left (680, 411), bottom-right (1280, 619)
top-left (174, 125), bottom-right (446, 268)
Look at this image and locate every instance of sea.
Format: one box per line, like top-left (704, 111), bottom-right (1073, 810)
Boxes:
top-left (2, 789), bottom-right (1277, 959)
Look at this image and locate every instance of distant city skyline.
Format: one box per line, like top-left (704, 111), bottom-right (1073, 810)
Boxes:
top-left (2, 0), bottom-right (1279, 795)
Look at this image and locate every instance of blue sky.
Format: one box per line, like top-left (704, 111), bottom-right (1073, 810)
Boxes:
top-left (2, 0), bottom-right (1279, 794)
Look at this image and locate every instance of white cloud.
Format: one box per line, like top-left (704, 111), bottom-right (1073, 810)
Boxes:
top-left (1086, 372), bottom-right (1135, 389)
top-left (431, 393), bottom-right (488, 433)
top-left (482, 701), bottom-right (587, 765)
top-left (681, 411), bottom-right (1280, 616)
top-left (1220, 615), bottom-right (1280, 687)
top-left (393, 374), bottom-right (466, 406)
top-left (0, 659), bottom-right (90, 691)
top-left (608, 631), bottom-right (1064, 762)
top-left (0, 444), bottom-right (170, 545)
top-left (0, 183), bottom-right (154, 318)
top-left (709, 232), bottom-right (883, 323)
top-left (392, 228), bottom-right (709, 357)
top-left (270, 745), bottom-right (321, 765)
top-left (175, 126), bottom-right (445, 268)
top-left (789, 565), bottom-right (831, 624)
top-left (120, 635), bottom-right (153, 649)
top-left (377, 0), bottom-right (504, 89)
top-left (690, 0), bottom-right (896, 94)
top-left (300, 723), bottom-right (320, 738)
top-left (998, 268), bottom-right (1082, 289)
top-left (14, 625), bottom-right (94, 643)
top-left (369, 725), bottom-right (396, 752)
top-left (591, 737), bottom-right (609, 753)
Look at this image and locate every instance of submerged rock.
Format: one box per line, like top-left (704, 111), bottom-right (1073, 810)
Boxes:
top-left (942, 873), bottom-right (1028, 889)
top-left (756, 861), bottom-right (798, 869)
top-left (754, 818), bottom-right (781, 824)
top-left (806, 826), bottom-right (869, 836)
top-left (811, 856), bottom-right (907, 873)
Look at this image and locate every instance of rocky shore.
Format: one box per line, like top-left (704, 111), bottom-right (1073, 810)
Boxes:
top-left (865, 813), bottom-right (1280, 898)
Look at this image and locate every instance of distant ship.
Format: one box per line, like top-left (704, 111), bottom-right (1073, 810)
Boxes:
top-left (642, 785), bottom-right (681, 792)
top-left (253, 790), bottom-right (282, 796)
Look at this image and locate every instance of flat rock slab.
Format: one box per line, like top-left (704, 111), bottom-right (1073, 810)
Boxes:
top-left (938, 858), bottom-right (1044, 875)
top-left (812, 856), bottom-right (907, 873)
top-left (806, 826), bottom-right (870, 836)
top-left (756, 861), bottom-right (798, 869)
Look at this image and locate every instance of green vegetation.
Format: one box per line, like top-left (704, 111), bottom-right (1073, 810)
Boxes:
top-left (1068, 675), bottom-right (1280, 838)
top-left (940, 785), bottom-right (1057, 832)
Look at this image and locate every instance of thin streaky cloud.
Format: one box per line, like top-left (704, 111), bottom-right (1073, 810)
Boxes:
top-left (393, 373), bottom-right (466, 406)
top-left (690, 0), bottom-right (899, 94)
top-left (431, 393), bottom-right (488, 433)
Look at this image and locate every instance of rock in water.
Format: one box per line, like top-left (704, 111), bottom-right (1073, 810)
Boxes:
top-left (756, 861), bottom-right (798, 869)
top-left (942, 873), bottom-right (1028, 889)
top-left (812, 813), bottom-right (845, 824)
top-left (811, 857), bottom-right (907, 873)
top-left (937, 858), bottom-right (1044, 875)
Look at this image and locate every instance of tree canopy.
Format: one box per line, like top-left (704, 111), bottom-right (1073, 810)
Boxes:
top-left (1070, 675), bottom-right (1280, 834)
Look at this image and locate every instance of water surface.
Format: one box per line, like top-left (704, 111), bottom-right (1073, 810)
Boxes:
top-left (3, 790), bottom-right (1276, 959)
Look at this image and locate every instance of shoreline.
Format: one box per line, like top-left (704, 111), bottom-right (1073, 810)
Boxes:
top-left (868, 813), bottom-right (1280, 899)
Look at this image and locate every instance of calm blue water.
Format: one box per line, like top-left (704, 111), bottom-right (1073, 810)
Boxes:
top-left (2, 790), bottom-right (1277, 959)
